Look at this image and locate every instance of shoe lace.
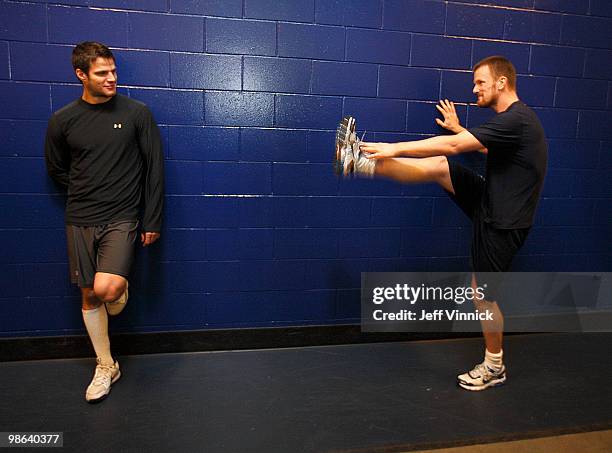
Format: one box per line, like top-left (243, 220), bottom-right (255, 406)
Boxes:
top-left (92, 363), bottom-right (114, 386)
top-left (473, 363), bottom-right (492, 379)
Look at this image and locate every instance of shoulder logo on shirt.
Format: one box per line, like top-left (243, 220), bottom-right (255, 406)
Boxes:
top-left (113, 123), bottom-right (123, 129)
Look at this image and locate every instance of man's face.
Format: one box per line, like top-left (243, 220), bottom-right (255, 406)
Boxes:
top-left (472, 65), bottom-right (499, 108)
top-left (77, 57), bottom-right (117, 99)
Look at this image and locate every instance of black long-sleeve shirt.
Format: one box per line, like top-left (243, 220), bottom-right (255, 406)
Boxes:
top-left (45, 94), bottom-right (164, 232)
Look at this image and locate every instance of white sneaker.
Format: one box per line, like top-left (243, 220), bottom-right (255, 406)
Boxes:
top-left (335, 116), bottom-right (356, 176)
top-left (334, 116), bottom-right (374, 177)
top-left (85, 358), bottom-right (121, 403)
top-left (457, 362), bottom-right (506, 391)
top-left (352, 139), bottom-right (375, 177)
top-left (105, 282), bottom-right (128, 316)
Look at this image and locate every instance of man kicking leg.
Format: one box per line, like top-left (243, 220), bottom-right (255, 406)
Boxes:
top-left (336, 56), bottom-right (547, 390)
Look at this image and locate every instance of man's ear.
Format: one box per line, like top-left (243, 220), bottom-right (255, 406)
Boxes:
top-left (75, 68), bottom-right (87, 83)
top-left (497, 76), bottom-right (507, 90)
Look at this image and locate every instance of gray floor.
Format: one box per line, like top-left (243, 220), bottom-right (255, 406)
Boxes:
top-left (1, 333), bottom-right (611, 452)
top-left (414, 429), bottom-right (612, 453)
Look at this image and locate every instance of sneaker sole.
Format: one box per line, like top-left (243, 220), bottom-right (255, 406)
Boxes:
top-left (86, 370), bottom-right (122, 404)
top-left (334, 116), bottom-right (356, 175)
top-left (457, 374), bottom-right (506, 391)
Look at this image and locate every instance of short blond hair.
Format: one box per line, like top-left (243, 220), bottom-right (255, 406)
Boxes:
top-left (473, 56), bottom-right (516, 90)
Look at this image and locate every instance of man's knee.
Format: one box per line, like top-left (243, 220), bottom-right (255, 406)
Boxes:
top-left (93, 276), bottom-right (126, 303)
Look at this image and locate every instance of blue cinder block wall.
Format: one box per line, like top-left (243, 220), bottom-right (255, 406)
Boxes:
top-left (0, 0), bottom-right (610, 336)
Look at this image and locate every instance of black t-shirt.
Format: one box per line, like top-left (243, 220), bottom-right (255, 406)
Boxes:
top-left (468, 100), bottom-right (548, 229)
top-left (45, 94), bottom-right (164, 231)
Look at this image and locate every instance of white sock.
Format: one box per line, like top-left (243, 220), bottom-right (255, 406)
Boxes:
top-left (82, 305), bottom-right (114, 366)
top-left (484, 349), bottom-right (503, 371)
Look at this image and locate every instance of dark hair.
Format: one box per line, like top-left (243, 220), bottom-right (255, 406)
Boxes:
top-left (473, 55), bottom-right (517, 90)
top-left (71, 41), bottom-right (115, 78)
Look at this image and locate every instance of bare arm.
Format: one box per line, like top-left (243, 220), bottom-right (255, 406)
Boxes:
top-left (360, 130), bottom-right (484, 159)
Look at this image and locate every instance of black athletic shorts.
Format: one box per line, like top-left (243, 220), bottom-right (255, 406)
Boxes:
top-left (445, 159), bottom-right (530, 301)
top-left (66, 221), bottom-right (138, 288)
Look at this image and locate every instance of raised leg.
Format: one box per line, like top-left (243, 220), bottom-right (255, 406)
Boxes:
top-left (374, 156), bottom-right (455, 194)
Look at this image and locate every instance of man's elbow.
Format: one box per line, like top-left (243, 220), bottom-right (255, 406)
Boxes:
top-left (447, 131), bottom-right (482, 155)
top-left (449, 140), bottom-right (481, 156)
top-left (447, 141), bottom-right (463, 156)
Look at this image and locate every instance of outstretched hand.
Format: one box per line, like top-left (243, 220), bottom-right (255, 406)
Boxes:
top-left (359, 142), bottom-right (397, 160)
top-left (435, 99), bottom-right (464, 134)
top-left (141, 232), bottom-right (160, 247)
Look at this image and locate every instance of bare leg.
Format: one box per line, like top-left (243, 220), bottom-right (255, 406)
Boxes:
top-left (457, 276), bottom-right (506, 390)
top-left (376, 158), bottom-right (505, 347)
top-left (81, 274), bottom-right (126, 309)
top-left (93, 272), bottom-right (127, 304)
top-left (471, 274), bottom-right (504, 353)
top-left (374, 156), bottom-right (455, 194)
